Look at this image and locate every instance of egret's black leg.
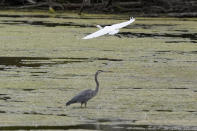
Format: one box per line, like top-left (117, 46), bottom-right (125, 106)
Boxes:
top-left (85, 102), bottom-right (87, 108)
top-left (115, 34), bottom-right (121, 38)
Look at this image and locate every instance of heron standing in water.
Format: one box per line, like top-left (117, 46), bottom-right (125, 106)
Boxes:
top-left (66, 70), bottom-right (111, 108)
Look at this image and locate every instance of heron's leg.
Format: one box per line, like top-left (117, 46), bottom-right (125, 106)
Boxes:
top-left (84, 102), bottom-right (87, 108)
top-left (81, 103), bottom-right (83, 108)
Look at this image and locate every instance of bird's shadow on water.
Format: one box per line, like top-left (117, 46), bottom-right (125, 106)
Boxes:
top-left (67, 104), bottom-right (100, 109)
top-left (70, 106), bottom-right (84, 109)
top-left (69, 105), bottom-right (102, 110)
top-left (69, 105), bottom-right (120, 111)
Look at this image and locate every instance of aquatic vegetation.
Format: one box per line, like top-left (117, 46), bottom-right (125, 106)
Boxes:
top-left (0, 11), bottom-right (197, 130)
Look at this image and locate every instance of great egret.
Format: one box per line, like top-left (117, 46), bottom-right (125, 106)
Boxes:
top-left (82, 17), bottom-right (135, 39)
top-left (66, 70), bottom-right (111, 108)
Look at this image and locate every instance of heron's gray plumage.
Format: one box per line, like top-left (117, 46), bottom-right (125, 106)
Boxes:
top-left (66, 70), bottom-right (108, 107)
top-left (66, 89), bottom-right (95, 105)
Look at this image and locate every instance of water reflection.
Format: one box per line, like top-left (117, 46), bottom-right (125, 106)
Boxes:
top-left (0, 123), bottom-right (196, 130)
top-left (118, 32), bottom-right (197, 41)
top-left (1, 20), bottom-right (95, 28)
top-left (0, 56), bottom-right (122, 68)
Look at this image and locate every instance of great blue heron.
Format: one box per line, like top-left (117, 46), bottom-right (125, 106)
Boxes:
top-left (66, 70), bottom-right (111, 108)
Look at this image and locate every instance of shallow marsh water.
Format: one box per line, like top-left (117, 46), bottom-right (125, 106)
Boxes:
top-left (0, 11), bottom-right (197, 130)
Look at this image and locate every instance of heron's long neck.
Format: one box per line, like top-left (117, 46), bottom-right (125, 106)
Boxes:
top-left (94, 72), bottom-right (99, 94)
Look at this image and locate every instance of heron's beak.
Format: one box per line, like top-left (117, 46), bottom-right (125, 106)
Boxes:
top-left (104, 71), bottom-right (113, 73)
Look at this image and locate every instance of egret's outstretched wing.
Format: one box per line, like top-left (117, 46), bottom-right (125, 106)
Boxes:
top-left (83, 29), bottom-right (109, 39)
top-left (82, 17), bottom-right (135, 39)
top-left (111, 17), bottom-right (135, 29)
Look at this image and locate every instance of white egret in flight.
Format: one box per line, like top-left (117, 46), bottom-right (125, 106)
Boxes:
top-left (82, 17), bottom-right (135, 39)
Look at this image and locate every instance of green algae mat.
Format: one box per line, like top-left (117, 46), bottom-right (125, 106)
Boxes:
top-left (0, 11), bottom-right (197, 130)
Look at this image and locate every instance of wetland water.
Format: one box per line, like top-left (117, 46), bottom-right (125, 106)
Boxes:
top-left (0, 11), bottom-right (197, 130)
